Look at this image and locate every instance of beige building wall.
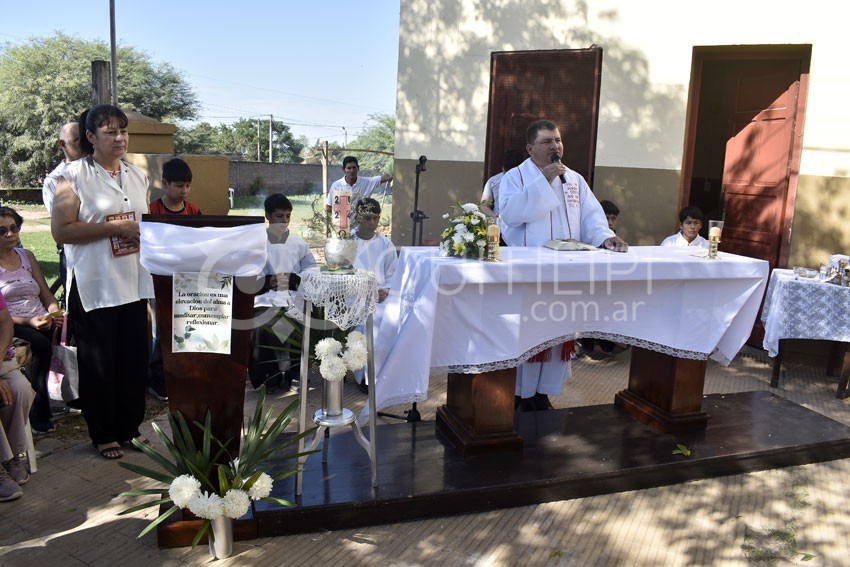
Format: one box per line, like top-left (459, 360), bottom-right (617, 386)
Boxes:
top-left (393, 0), bottom-right (850, 265)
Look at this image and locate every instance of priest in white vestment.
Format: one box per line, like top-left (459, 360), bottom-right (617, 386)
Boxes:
top-left (498, 119), bottom-right (628, 411)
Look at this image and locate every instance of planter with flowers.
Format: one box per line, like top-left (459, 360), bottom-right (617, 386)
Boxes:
top-left (117, 389), bottom-right (313, 558)
top-left (439, 202), bottom-right (490, 259)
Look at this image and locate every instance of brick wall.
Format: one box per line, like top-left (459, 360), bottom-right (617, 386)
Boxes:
top-left (228, 162), bottom-right (382, 197)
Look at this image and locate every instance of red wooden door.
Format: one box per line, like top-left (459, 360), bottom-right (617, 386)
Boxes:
top-left (485, 48), bottom-right (603, 187)
top-left (720, 61), bottom-right (801, 270)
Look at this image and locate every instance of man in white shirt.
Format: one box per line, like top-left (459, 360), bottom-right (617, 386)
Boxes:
top-left (42, 122), bottom-right (84, 214)
top-left (41, 121), bottom-right (85, 307)
top-left (499, 119), bottom-right (628, 411)
top-left (325, 156), bottom-right (392, 233)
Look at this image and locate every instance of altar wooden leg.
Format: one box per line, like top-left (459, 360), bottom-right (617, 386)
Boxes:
top-left (436, 368), bottom-right (523, 456)
top-left (614, 347), bottom-right (709, 433)
top-left (770, 340), bottom-right (785, 388)
top-left (831, 342), bottom-right (850, 399)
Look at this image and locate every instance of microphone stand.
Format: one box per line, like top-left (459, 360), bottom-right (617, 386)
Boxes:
top-left (376, 156), bottom-right (427, 423)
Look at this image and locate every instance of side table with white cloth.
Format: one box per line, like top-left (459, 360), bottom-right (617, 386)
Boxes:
top-left (761, 269), bottom-right (850, 398)
top-left (294, 267), bottom-right (379, 495)
top-left (365, 246), bottom-right (769, 452)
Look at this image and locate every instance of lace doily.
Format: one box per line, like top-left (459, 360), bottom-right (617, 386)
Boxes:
top-left (443, 332), bottom-right (709, 375)
top-left (297, 268), bottom-right (378, 331)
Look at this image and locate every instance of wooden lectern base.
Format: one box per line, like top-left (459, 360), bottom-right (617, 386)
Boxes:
top-left (436, 368), bottom-right (523, 455)
top-left (614, 346), bottom-right (709, 433)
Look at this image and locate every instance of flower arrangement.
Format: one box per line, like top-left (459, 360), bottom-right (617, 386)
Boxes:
top-left (118, 389), bottom-right (312, 547)
top-left (438, 202), bottom-right (489, 259)
top-left (314, 331), bottom-right (368, 381)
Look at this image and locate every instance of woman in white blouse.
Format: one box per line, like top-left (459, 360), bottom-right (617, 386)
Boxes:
top-left (52, 105), bottom-right (154, 460)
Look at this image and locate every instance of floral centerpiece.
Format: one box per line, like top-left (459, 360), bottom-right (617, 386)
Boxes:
top-left (438, 202), bottom-right (489, 259)
top-left (118, 389), bottom-right (312, 552)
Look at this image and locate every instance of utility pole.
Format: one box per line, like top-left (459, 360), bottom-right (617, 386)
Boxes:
top-left (321, 140), bottom-right (329, 205)
top-left (109, 0), bottom-right (118, 104)
top-left (269, 114), bottom-right (273, 163)
top-left (91, 61), bottom-right (112, 105)
top-left (256, 118), bottom-right (261, 161)
top-left (342, 126), bottom-right (347, 147)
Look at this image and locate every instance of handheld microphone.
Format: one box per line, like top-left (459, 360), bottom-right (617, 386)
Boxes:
top-left (550, 154), bottom-right (566, 184)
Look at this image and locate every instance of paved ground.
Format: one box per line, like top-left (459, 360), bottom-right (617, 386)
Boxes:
top-left (1, 345), bottom-right (849, 566)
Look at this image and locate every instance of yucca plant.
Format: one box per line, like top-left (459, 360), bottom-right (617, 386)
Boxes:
top-left (117, 389), bottom-right (315, 546)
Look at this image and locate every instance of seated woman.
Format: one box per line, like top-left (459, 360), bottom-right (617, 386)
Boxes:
top-left (0, 290), bottom-right (36, 501)
top-left (0, 207), bottom-right (63, 434)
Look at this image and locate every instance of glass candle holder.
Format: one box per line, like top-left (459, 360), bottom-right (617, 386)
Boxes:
top-left (708, 220), bottom-right (724, 259)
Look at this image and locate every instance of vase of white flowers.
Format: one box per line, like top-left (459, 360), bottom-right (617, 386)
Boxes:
top-left (314, 331), bottom-right (368, 417)
top-left (439, 202), bottom-right (489, 259)
top-left (118, 389), bottom-right (312, 557)
top-left (208, 515), bottom-right (234, 559)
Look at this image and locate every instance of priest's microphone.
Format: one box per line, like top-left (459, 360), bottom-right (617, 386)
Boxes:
top-left (550, 153), bottom-right (567, 184)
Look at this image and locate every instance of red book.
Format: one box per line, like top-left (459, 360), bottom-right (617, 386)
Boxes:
top-left (105, 211), bottom-right (140, 257)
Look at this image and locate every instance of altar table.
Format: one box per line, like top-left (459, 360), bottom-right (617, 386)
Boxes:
top-left (761, 269), bottom-right (850, 398)
top-left (365, 246), bottom-right (768, 450)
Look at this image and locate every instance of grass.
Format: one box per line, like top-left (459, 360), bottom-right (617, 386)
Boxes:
top-left (12, 193), bottom-right (395, 289)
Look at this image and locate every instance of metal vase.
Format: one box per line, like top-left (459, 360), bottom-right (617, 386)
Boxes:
top-left (323, 378), bottom-right (344, 416)
top-left (324, 237), bottom-right (358, 269)
top-left (208, 516), bottom-right (233, 560)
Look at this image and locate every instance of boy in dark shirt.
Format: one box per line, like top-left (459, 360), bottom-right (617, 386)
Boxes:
top-left (149, 158), bottom-right (202, 215)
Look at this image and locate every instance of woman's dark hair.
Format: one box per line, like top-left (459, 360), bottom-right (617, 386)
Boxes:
top-left (0, 206), bottom-right (24, 227)
top-left (78, 105), bottom-right (129, 155)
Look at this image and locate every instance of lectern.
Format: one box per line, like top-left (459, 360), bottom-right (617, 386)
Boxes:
top-left (141, 214), bottom-right (266, 548)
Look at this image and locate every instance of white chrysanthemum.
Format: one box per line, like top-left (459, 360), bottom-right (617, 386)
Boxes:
top-left (248, 473), bottom-right (273, 501)
top-left (469, 217), bottom-right (480, 225)
top-left (346, 331), bottom-right (366, 348)
top-left (319, 355), bottom-right (347, 382)
top-left (463, 232), bottom-right (475, 242)
top-left (314, 338), bottom-right (342, 360)
top-left (454, 223), bottom-right (468, 234)
top-left (169, 475), bottom-right (201, 509)
top-left (221, 488), bottom-right (251, 519)
top-left (452, 233), bottom-right (464, 244)
top-left (476, 239), bottom-right (487, 249)
top-left (187, 491), bottom-right (224, 520)
top-left (343, 346), bottom-right (368, 372)
top-left (461, 203), bottom-right (479, 213)
top-left (442, 213), bottom-right (449, 219)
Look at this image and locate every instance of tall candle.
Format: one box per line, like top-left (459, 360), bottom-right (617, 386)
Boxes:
top-left (709, 226), bottom-right (722, 239)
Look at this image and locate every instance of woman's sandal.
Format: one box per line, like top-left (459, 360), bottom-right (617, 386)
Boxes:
top-left (96, 443), bottom-right (124, 460)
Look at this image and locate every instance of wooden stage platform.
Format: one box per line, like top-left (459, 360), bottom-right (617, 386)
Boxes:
top-left (233, 390), bottom-right (850, 538)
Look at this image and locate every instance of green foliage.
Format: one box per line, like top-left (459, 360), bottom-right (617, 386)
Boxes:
top-left (118, 390), bottom-right (315, 544)
top-left (0, 32), bottom-right (200, 186)
top-left (176, 118), bottom-right (305, 164)
top-left (300, 137), bottom-right (346, 165)
top-left (248, 176), bottom-right (265, 195)
top-left (672, 443), bottom-right (692, 457)
top-left (347, 113), bottom-right (395, 173)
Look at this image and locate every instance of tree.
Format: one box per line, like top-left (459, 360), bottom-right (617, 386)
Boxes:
top-left (346, 113), bottom-right (395, 173)
top-left (300, 137), bottom-right (346, 165)
top-left (0, 32), bottom-right (199, 186)
top-left (176, 118), bottom-right (304, 163)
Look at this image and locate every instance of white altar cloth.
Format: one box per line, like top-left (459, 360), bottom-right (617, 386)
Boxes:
top-left (363, 246), bottom-right (768, 420)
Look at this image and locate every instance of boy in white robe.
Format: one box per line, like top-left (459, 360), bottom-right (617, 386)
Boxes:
top-left (352, 198), bottom-right (397, 388)
top-left (660, 205), bottom-right (709, 248)
top-left (249, 194), bottom-right (317, 392)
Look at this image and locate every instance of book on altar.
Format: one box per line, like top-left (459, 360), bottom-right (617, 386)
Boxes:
top-left (105, 211), bottom-right (140, 257)
top-left (543, 238), bottom-right (599, 251)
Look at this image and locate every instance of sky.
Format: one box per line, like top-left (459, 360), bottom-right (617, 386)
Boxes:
top-left (0, 0), bottom-right (401, 145)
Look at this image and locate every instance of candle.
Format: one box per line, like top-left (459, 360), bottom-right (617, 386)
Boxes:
top-left (709, 226), bottom-right (722, 239)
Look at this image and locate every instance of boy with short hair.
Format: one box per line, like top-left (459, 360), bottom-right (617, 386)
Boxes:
top-left (249, 193), bottom-right (317, 393)
top-left (352, 198), bottom-right (397, 389)
top-left (149, 158), bottom-right (202, 215)
top-left (661, 205), bottom-right (709, 248)
top-left (600, 200), bottom-right (619, 233)
top-left (147, 158), bottom-right (203, 402)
